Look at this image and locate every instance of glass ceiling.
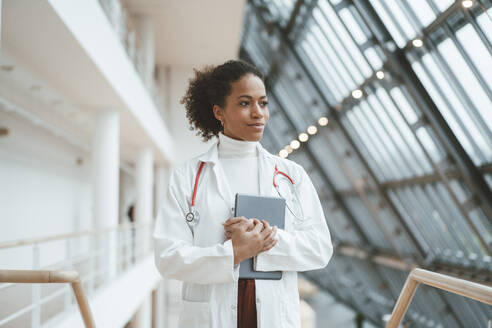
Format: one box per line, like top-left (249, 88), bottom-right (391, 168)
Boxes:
top-left (241, 0), bottom-right (492, 326)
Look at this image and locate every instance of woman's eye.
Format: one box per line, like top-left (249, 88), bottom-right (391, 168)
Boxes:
top-left (239, 101), bottom-right (249, 106)
top-left (261, 101), bottom-right (269, 106)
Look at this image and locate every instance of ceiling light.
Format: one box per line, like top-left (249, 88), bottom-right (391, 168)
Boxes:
top-left (352, 89), bottom-right (363, 99)
top-left (318, 117), bottom-right (329, 126)
top-left (412, 38), bottom-right (423, 48)
top-left (285, 145), bottom-right (293, 154)
top-left (299, 132), bottom-right (309, 142)
top-left (376, 71), bottom-right (385, 79)
top-left (462, 0), bottom-right (473, 8)
top-left (279, 149), bottom-right (288, 158)
top-left (290, 140), bottom-right (300, 149)
top-left (307, 125), bottom-right (317, 135)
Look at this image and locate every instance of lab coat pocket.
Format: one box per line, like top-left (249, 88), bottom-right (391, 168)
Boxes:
top-left (281, 298), bottom-right (300, 328)
top-left (179, 300), bottom-right (211, 328)
top-left (180, 283), bottom-right (211, 328)
top-left (182, 282), bottom-right (211, 302)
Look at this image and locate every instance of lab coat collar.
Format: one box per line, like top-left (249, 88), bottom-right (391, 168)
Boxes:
top-left (196, 139), bottom-right (277, 200)
top-left (196, 138), bottom-right (273, 165)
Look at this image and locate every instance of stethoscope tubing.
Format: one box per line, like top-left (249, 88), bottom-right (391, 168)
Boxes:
top-left (191, 162), bottom-right (206, 207)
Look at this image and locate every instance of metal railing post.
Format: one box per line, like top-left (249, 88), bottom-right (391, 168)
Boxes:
top-left (64, 239), bottom-right (73, 311)
top-left (31, 244), bottom-right (41, 328)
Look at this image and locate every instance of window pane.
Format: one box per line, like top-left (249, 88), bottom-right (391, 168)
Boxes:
top-left (339, 7), bottom-right (367, 45)
top-left (364, 46), bottom-right (383, 70)
top-left (318, 2), bottom-right (372, 80)
top-left (438, 38), bottom-right (491, 122)
top-left (455, 24), bottom-right (492, 127)
top-left (477, 7), bottom-right (492, 44)
top-left (389, 86), bottom-right (419, 124)
top-left (431, 0), bottom-right (454, 12)
top-left (403, 0), bottom-right (436, 27)
top-left (411, 58), bottom-right (489, 164)
top-left (368, 0), bottom-right (412, 47)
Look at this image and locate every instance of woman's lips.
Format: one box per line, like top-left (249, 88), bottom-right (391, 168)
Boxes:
top-left (248, 123), bottom-right (264, 131)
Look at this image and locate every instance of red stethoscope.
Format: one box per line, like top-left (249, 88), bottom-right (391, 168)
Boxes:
top-left (185, 162), bottom-right (304, 227)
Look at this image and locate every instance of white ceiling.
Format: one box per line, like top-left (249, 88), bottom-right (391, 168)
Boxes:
top-left (0, 0), bottom-right (164, 164)
top-left (123, 0), bottom-right (247, 67)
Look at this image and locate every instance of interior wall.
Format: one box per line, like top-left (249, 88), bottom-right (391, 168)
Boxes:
top-left (0, 110), bottom-right (92, 268)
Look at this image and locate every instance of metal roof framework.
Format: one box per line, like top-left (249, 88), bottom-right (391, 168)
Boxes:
top-left (241, 0), bottom-right (492, 326)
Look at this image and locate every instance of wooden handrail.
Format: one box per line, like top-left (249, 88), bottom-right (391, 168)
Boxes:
top-left (0, 270), bottom-right (96, 328)
top-left (0, 222), bottom-right (151, 250)
top-left (386, 268), bottom-right (492, 327)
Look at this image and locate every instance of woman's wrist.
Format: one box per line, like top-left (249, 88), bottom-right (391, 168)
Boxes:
top-left (232, 240), bottom-right (242, 265)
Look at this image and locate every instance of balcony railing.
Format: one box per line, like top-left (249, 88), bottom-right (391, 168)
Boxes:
top-left (0, 223), bottom-right (153, 328)
top-left (386, 268), bottom-right (492, 328)
top-left (0, 270), bottom-right (95, 328)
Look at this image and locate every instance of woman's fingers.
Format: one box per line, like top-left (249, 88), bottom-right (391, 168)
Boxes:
top-left (246, 218), bottom-right (255, 231)
top-left (266, 227), bottom-right (277, 243)
top-left (259, 225), bottom-right (277, 252)
top-left (261, 220), bottom-right (271, 229)
top-left (222, 216), bottom-right (248, 226)
top-left (252, 220), bottom-right (264, 233)
top-left (260, 221), bottom-right (275, 239)
top-left (225, 221), bottom-right (249, 233)
top-left (262, 238), bottom-right (278, 251)
top-left (261, 225), bottom-right (273, 240)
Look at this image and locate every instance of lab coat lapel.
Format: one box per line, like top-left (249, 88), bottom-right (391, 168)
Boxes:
top-left (257, 143), bottom-right (277, 197)
top-left (197, 142), bottom-right (233, 209)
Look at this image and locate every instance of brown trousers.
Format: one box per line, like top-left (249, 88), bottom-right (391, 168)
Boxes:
top-left (237, 279), bottom-right (257, 328)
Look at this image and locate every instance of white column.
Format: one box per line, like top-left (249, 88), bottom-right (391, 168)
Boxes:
top-left (136, 147), bottom-right (153, 223)
top-left (134, 148), bottom-right (153, 328)
top-left (154, 165), bottom-right (169, 218)
top-left (136, 15), bottom-right (155, 89)
top-left (92, 110), bottom-right (119, 279)
top-left (155, 66), bottom-right (171, 121)
top-left (135, 146), bottom-right (153, 262)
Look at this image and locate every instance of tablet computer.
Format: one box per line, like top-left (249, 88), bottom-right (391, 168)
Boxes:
top-left (235, 193), bottom-right (285, 280)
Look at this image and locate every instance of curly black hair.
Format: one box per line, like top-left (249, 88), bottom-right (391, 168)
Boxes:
top-left (180, 60), bottom-right (265, 141)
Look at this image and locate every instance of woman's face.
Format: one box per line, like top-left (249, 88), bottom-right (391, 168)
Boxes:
top-left (213, 73), bottom-right (269, 141)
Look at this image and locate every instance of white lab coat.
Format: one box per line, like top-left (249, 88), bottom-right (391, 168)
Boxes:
top-left (153, 141), bottom-right (333, 328)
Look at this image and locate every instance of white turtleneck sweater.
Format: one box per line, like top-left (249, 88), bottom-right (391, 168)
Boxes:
top-left (218, 132), bottom-right (259, 199)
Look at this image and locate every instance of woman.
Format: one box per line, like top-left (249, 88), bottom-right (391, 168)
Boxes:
top-left (154, 60), bottom-right (333, 328)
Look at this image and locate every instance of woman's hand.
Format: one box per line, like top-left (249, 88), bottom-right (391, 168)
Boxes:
top-left (223, 216), bottom-right (255, 240)
top-left (222, 217), bottom-right (278, 265)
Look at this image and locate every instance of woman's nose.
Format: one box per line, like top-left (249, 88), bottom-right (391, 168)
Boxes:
top-left (251, 102), bottom-right (264, 118)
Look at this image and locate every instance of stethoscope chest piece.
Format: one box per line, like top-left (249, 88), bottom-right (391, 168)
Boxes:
top-left (185, 207), bottom-right (200, 227)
